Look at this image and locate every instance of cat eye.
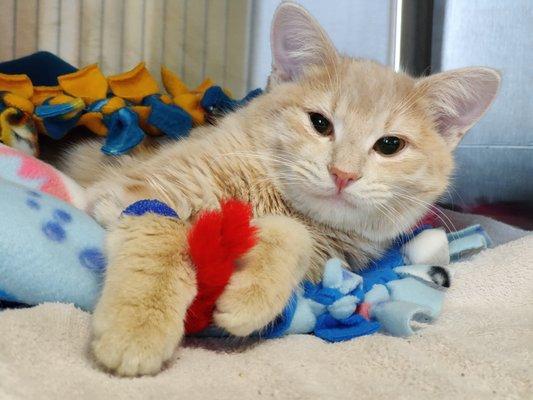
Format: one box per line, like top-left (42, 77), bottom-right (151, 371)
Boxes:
top-left (309, 112), bottom-right (333, 136)
top-left (373, 136), bottom-right (406, 156)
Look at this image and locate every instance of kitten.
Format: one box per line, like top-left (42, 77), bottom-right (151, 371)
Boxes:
top-left (63, 3), bottom-right (500, 376)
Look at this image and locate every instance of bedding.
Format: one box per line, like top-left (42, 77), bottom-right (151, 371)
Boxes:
top-left (0, 226), bottom-right (530, 399)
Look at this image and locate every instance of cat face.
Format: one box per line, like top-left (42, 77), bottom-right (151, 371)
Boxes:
top-left (259, 3), bottom-right (500, 241)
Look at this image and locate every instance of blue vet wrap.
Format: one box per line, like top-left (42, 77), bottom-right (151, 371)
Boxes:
top-left (122, 199), bottom-right (179, 218)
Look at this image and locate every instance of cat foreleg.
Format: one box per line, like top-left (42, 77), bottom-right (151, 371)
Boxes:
top-left (213, 215), bottom-right (312, 336)
top-left (91, 214), bottom-right (196, 376)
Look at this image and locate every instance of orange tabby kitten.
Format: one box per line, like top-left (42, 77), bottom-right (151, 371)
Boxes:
top-left (63, 3), bottom-right (500, 376)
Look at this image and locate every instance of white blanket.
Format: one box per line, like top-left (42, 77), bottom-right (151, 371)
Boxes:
top-left (0, 215), bottom-right (531, 400)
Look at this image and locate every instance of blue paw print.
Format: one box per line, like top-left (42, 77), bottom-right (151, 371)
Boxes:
top-left (26, 190), bottom-right (42, 209)
top-left (79, 248), bottom-right (106, 272)
top-left (26, 198), bottom-right (40, 209)
top-left (24, 190), bottom-right (107, 272)
top-left (42, 221), bottom-right (66, 242)
top-left (53, 209), bottom-right (72, 223)
top-left (27, 190), bottom-right (42, 198)
top-left (43, 207), bottom-right (72, 243)
top-left (25, 190), bottom-right (72, 243)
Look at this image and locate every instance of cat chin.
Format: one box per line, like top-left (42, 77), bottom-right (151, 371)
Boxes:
top-left (284, 190), bottom-right (410, 242)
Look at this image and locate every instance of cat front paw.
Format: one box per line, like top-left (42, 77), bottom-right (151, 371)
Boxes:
top-left (213, 283), bottom-right (284, 337)
top-left (91, 306), bottom-right (183, 376)
top-left (85, 185), bottom-right (126, 227)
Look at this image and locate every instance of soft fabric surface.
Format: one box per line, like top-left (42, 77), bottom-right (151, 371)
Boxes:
top-left (440, 208), bottom-right (528, 246)
top-left (0, 181), bottom-right (104, 309)
top-left (0, 143), bottom-right (87, 208)
top-left (1, 231), bottom-right (531, 399)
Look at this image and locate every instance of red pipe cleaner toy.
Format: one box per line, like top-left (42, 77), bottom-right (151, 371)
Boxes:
top-left (185, 199), bottom-right (257, 333)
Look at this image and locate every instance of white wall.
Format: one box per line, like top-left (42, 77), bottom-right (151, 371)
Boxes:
top-left (247, 0), bottom-right (394, 89)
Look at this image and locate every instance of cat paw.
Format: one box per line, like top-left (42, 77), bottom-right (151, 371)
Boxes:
top-left (86, 185), bottom-right (126, 227)
top-left (214, 283), bottom-right (282, 337)
top-left (91, 308), bottom-right (182, 376)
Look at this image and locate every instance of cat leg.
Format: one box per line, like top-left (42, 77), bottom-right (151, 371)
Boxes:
top-left (214, 215), bottom-right (313, 336)
top-left (85, 176), bottom-right (162, 228)
top-left (91, 213), bottom-right (196, 376)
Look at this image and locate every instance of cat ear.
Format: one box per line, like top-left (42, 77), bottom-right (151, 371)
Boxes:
top-left (416, 67), bottom-right (501, 147)
top-left (269, 2), bottom-right (338, 85)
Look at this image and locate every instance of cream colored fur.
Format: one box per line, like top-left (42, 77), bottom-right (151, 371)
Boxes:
top-left (92, 214), bottom-right (196, 376)
top-left (62, 3), bottom-right (500, 376)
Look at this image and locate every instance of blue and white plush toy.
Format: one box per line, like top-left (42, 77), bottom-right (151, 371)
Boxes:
top-left (0, 157), bottom-right (491, 341)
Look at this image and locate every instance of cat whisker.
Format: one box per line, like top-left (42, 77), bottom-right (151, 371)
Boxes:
top-left (384, 197), bottom-right (418, 242)
top-left (376, 202), bottom-right (416, 242)
top-left (388, 189), bottom-right (457, 233)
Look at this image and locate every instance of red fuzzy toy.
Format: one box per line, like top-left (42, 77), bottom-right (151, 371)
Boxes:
top-left (185, 200), bottom-right (257, 333)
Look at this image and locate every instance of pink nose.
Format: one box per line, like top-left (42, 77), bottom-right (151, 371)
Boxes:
top-left (329, 166), bottom-right (359, 192)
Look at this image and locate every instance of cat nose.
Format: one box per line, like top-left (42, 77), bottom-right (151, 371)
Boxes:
top-left (329, 166), bottom-right (359, 192)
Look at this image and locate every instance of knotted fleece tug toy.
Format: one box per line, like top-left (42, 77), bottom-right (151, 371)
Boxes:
top-left (260, 225), bottom-right (491, 341)
top-left (0, 57), bottom-right (263, 157)
top-left (0, 74), bottom-right (40, 156)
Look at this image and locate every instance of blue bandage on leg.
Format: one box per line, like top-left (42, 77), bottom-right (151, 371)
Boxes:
top-left (122, 199), bottom-right (179, 218)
